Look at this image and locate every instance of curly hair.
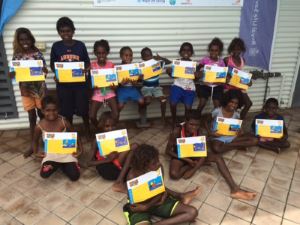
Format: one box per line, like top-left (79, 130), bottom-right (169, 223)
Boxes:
top-left (141, 47), bottom-right (152, 58)
top-left (264, 98), bottom-right (279, 107)
top-left (13, 27), bottom-right (37, 54)
top-left (97, 111), bottom-right (115, 130)
top-left (186, 109), bottom-right (201, 122)
top-left (93, 39), bottom-right (110, 54)
top-left (41, 96), bottom-right (57, 109)
top-left (119, 46), bottom-right (132, 57)
top-left (131, 144), bottom-right (159, 171)
top-left (208, 37), bottom-right (224, 53)
top-left (179, 42), bottom-right (194, 55)
top-left (227, 37), bottom-right (246, 54)
top-left (56, 17), bottom-right (75, 32)
top-left (221, 89), bottom-right (244, 109)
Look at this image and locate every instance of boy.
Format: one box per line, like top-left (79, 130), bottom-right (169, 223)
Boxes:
top-left (50, 17), bottom-right (90, 135)
top-left (123, 144), bottom-right (200, 225)
top-left (166, 110), bottom-right (256, 200)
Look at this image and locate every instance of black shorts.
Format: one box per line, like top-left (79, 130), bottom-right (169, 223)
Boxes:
top-left (56, 84), bottom-right (89, 118)
top-left (197, 85), bottom-right (224, 100)
top-left (96, 163), bottom-right (121, 181)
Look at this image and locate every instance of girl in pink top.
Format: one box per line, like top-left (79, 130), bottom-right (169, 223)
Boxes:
top-left (224, 38), bottom-right (252, 119)
top-left (90, 40), bottom-right (119, 126)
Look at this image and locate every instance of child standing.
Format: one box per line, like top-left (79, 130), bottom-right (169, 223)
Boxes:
top-left (50, 17), bottom-right (90, 134)
top-left (208, 90), bottom-right (258, 154)
top-left (197, 37), bottom-right (225, 114)
top-left (32, 96), bottom-right (82, 181)
top-left (251, 98), bottom-right (290, 153)
top-left (9, 27), bottom-right (48, 158)
top-left (123, 144), bottom-right (200, 225)
top-left (166, 110), bottom-right (256, 200)
top-left (89, 40), bottom-right (118, 126)
top-left (224, 37), bottom-right (252, 119)
top-left (167, 42), bottom-right (198, 127)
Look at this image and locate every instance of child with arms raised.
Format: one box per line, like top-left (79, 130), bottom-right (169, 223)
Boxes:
top-left (166, 109), bottom-right (256, 200)
top-left (9, 27), bottom-right (48, 158)
top-left (32, 96), bottom-right (82, 181)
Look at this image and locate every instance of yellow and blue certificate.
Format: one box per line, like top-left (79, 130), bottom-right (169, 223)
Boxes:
top-left (255, 119), bottom-right (283, 138)
top-left (172, 60), bottom-right (196, 79)
top-left (127, 167), bottom-right (165, 204)
top-left (115, 63), bottom-right (141, 83)
top-left (214, 117), bottom-right (242, 136)
top-left (10, 60), bottom-right (45, 82)
top-left (229, 68), bottom-right (252, 90)
top-left (203, 65), bottom-right (228, 83)
top-left (55, 62), bottom-right (85, 83)
top-left (96, 129), bottom-right (130, 156)
top-left (90, 68), bottom-right (118, 88)
top-left (44, 132), bottom-right (77, 154)
top-left (139, 59), bottom-right (163, 80)
top-left (177, 136), bottom-right (207, 158)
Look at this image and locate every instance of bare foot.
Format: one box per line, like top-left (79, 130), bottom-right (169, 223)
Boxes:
top-left (112, 182), bottom-right (127, 193)
top-left (230, 189), bottom-right (257, 201)
top-left (183, 169), bottom-right (196, 180)
top-left (23, 147), bottom-right (33, 158)
top-left (181, 186), bottom-right (202, 204)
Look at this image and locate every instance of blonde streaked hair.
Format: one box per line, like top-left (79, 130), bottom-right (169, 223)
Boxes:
top-left (13, 27), bottom-right (37, 54)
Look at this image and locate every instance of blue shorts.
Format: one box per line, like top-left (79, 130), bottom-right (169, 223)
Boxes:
top-left (117, 86), bottom-right (143, 104)
top-left (213, 136), bottom-right (236, 144)
top-left (169, 85), bottom-right (195, 107)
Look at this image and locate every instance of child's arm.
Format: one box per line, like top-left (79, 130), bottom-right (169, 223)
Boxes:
top-left (223, 57), bottom-right (229, 66)
top-left (154, 54), bottom-right (172, 65)
top-left (166, 67), bottom-right (173, 78)
top-left (282, 123), bottom-right (289, 141)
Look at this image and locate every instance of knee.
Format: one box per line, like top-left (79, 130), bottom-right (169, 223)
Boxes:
top-left (40, 172), bottom-right (51, 179)
top-left (187, 206), bottom-right (198, 221)
top-left (169, 170), bottom-right (181, 180)
top-left (211, 142), bottom-right (223, 154)
top-left (28, 110), bottom-right (37, 123)
top-left (145, 97), bottom-right (152, 105)
top-left (251, 137), bottom-right (259, 145)
top-left (68, 172), bottom-right (80, 182)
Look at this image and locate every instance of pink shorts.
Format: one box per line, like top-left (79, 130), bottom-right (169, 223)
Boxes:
top-left (92, 89), bottom-right (116, 102)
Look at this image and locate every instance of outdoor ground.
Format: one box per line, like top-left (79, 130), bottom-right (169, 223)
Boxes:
top-left (0, 108), bottom-right (300, 225)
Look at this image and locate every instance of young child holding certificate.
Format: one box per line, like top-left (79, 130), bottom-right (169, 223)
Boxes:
top-left (89, 40), bottom-right (118, 126)
top-left (9, 27), bottom-right (48, 158)
top-left (166, 110), bottom-right (256, 200)
top-left (50, 17), bottom-right (90, 135)
top-left (208, 90), bottom-right (258, 154)
top-left (32, 96), bottom-right (82, 181)
top-left (251, 98), bottom-right (290, 153)
top-left (123, 144), bottom-right (200, 225)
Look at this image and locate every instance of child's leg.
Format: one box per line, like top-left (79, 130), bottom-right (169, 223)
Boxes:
top-left (74, 87), bottom-right (90, 136)
top-left (240, 92), bottom-right (252, 120)
top-left (40, 161), bottom-right (60, 179)
top-left (258, 139), bottom-right (290, 153)
top-left (196, 85), bottom-right (210, 114)
top-left (24, 108), bottom-right (37, 157)
top-left (169, 159), bottom-right (192, 180)
top-left (96, 163), bottom-right (120, 180)
top-left (37, 108), bottom-right (44, 120)
top-left (57, 85), bottom-right (74, 124)
top-left (212, 85), bottom-right (223, 108)
top-left (169, 86), bottom-right (183, 127)
top-left (61, 162), bottom-right (80, 181)
top-left (89, 100), bottom-right (102, 127)
top-left (107, 97), bottom-right (119, 122)
top-left (182, 158), bottom-right (206, 179)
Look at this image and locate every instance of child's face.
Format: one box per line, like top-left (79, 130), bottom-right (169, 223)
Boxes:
top-left (95, 46), bottom-right (108, 64)
top-left (147, 157), bottom-right (161, 171)
top-left (226, 98), bottom-right (239, 112)
top-left (180, 45), bottom-right (193, 60)
top-left (209, 45), bottom-right (220, 60)
top-left (232, 46), bottom-right (242, 57)
top-left (264, 102), bottom-right (278, 116)
top-left (58, 26), bottom-right (74, 42)
top-left (99, 118), bottom-right (115, 132)
top-left (186, 118), bottom-right (200, 135)
top-left (42, 104), bottom-right (59, 121)
top-left (121, 49), bottom-right (133, 64)
top-left (18, 33), bottom-right (32, 51)
top-left (142, 50), bottom-right (153, 61)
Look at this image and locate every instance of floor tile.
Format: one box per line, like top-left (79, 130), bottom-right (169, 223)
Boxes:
top-left (89, 194), bottom-right (119, 216)
top-left (39, 191), bottom-right (69, 211)
top-left (263, 183), bottom-right (288, 202)
top-left (227, 200), bottom-right (256, 222)
top-left (105, 202), bottom-right (127, 225)
top-left (290, 180), bottom-right (300, 194)
top-left (73, 187), bottom-right (100, 206)
top-left (70, 208), bottom-right (103, 225)
top-left (252, 209), bottom-right (282, 225)
top-left (0, 169), bottom-right (26, 185)
top-left (0, 162), bottom-right (15, 176)
top-left (197, 203), bottom-right (225, 225)
top-left (267, 174), bottom-right (291, 190)
top-left (221, 213), bottom-right (250, 225)
top-left (53, 198), bottom-right (84, 221)
top-left (284, 204), bottom-right (300, 224)
top-left (241, 176), bottom-right (266, 193)
top-left (258, 195), bottom-right (285, 217)
top-left (205, 191), bottom-right (232, 211)
top-left (287, 191), bottom-right (300, 208)
top-left (97, 218), bottom-right (117, 225)
top-left (35, 213), bottom-right (67, 225)
top-left (15, 202), bottom-right (49, 225)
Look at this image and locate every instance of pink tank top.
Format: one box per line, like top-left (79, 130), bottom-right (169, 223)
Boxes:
top-left (226, 56), bottom-right (245, 90)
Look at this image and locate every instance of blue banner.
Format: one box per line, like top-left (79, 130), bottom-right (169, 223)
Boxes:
top-left (239, 0), bottom-right (278, 71)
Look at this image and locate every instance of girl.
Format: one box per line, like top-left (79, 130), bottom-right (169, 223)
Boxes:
top-left (197, 37), bottom-right (225, 114)
top-left (224, 37), bottom-right (252, 119)
top-left (89, 40), bottom-right (118, 126)
top-left (9, 27), bottom-right (48, 158)
top-left (167, 42), bottom-right (199, 127)
top-left (32, 96), bottom-right (82, 181)
top-left (208, 90), bottom-right (258, 154)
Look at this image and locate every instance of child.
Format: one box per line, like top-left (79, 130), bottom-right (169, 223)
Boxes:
top-left (224, 37), bottom-right (252, 119)
top-left (9, 27), bottom-right (48, 158)
top-left (123, 144), bottom-right (200, 225)
top-left (252, 98), bottom-right (290, 153)
top-left (32, 96), bottom-right (82, 181)
top-left (50, 17), bottom-right (90, 134)
top-left (167, 42), bottom-right (199, 127)
top-left (89, 40), bottom-right (118, 126)
top-left (140, 47), bottom-right (171, 124)
top-left (197, 37), bottom-right (225, 114)
top-left (166, 109), bottom-right (257, 200)
top-left (117, 46), bottom-right (145, 122)
top-left (208, 90), bottom-right (258, 153)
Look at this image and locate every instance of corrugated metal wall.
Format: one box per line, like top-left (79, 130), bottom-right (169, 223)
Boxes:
top-left (1, 0), bottom-right (299, 129)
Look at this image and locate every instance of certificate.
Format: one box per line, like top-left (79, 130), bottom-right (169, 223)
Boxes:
top-left (203, 65), bottom-right (227, 83)
top-left (91, 68), bottom-right (118, 88)
top-left (10, 60), bottom-right (45, 82)
top-left (55, 62), bottom-right (85, 83)
top-left (139, 59), bottom-right (163, 80)
top-left (96, 129), bottom-right (130, 156)
top-left (115, 63), bottom-right (141, 82)
top-left (177, 136), bottom-right (207, 158)
top-left (127, 167), bottom-right (165, 204)
top-left (172, 60), bottom-right (196, 79)
top-left (255, 119), bottom-right (283, 139)
top-left (44, 132), bottom-right (77, 154)
top-left (229, 68), bottom-right (252, 90)
top-left (214, 117), bottom-right (242, 136)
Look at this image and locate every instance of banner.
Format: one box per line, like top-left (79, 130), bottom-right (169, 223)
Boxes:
top-left (239, 0), bottom-right (278, 70)
top-left (94, 0), bottom-right (243, 7)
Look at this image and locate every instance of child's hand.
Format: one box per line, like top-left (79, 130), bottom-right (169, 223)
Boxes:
top-left (226, 75), bottom-right (231, 84)
top-left (166, 67), bottom-right (172, 76)
top-left (130, 203), bottom-right (149, 212)
top-left (248, 79), bottom-right (253, 87)
top-left (110, 83), bottom-right (117, 90)
top-left (8, 71), bottom-right (16, 79)
top-left (155, 192), bottom-right (168, 206)
top-left (153, 54), bottom-right (163, 61)
top-left (107, 151), bottom-right (119, 161)
top-left (194, 71), bottom-right (201, 79)
top-left (72, 152), bottom-right (80, 158)
top-left (53, 75), bottom-right (58, 83)
top-left (121, 78), bottom-right (129, 85)
top-left (184, 158), bottom-right (196, 167)
top-left (35, 152), bottom-right (45, 158)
